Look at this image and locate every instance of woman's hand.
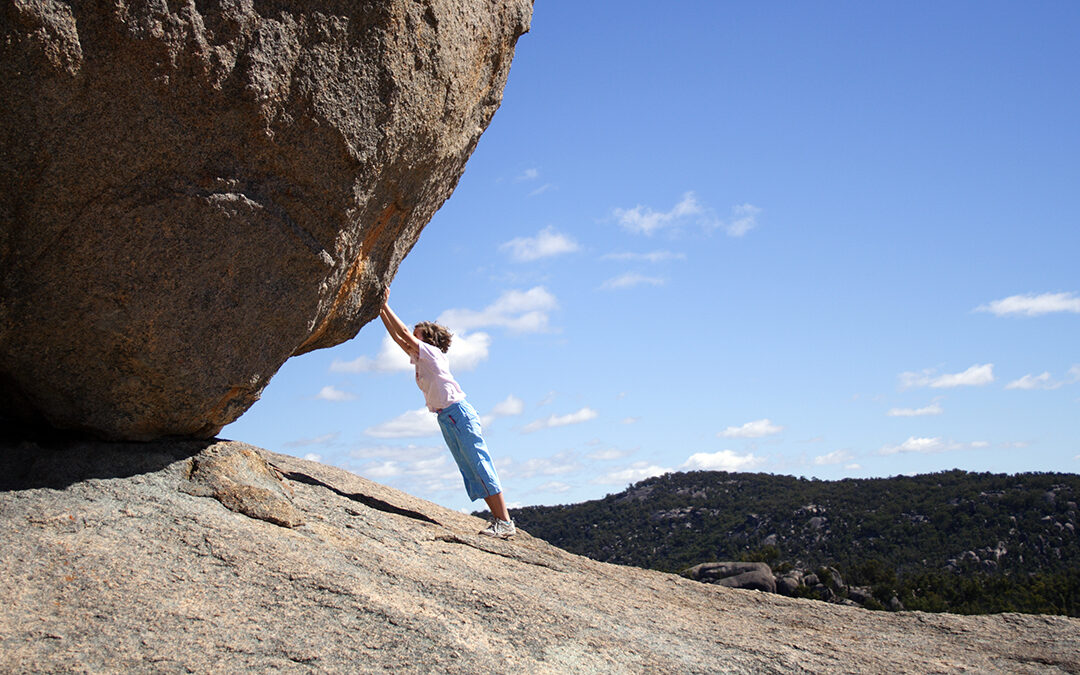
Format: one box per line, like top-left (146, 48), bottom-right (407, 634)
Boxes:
top-left (382, 285), bottom-right (391, 306)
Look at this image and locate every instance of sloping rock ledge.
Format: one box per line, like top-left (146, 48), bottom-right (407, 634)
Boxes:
top-left (1, 439), bottom-right (1079, 673)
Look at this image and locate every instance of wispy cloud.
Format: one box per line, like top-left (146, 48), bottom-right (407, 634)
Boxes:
top-left (502, 452), bottom-right (580, 479)
top-left (592, 461), bottom-right (670, 485)
top-left (613, 192), bottom-right (761, 237)
top-left (438, 287), bottom-right (558, 334)
top-left (976, 292), bottom-right (1080, 317)
top-left (682, 450), bottom-right (763, 471)
top-left (529, 184), bottom-right (554, 197)
top-left (723, 203), bottom-right (762, 237)
top-left (537, 481), bottom-right (571, 493)
top-left (522, 407), bottom-right (598, 433)
top-left (899, 364), bottom-right (995, 389)
top-left (500, 226), bottom-right (579, 262)
top-left (886, 402), bottom-right (944, 417)
top-left (480, 394), bottom-right (525, 427)
top-left (282, 432), bottom-right (341, 449)
top-left (814, 450), bottom-right (854, 466)
top-left (600, 272), bottom-right (666, 290)
top-left (365, 408), bottom-right (439, 439)
top-left (314, 385), bottom-right (357, 402)
top-left (1006, 372), bottom-right (1063, 390)
top-left (718, 418), bottom-right (783, 439)
top-left (879, 437), bottom-right (990, 456)
top-left (349, 445), bottom-right (463, 495)
top-left (614, 192), bottom-right (703, 235)
top-left (516, 168), bottom-right (539, 181)
top-left (601, 250), bottom-right (686, 263)
top-left (588, 447), bottom-right (632, 461)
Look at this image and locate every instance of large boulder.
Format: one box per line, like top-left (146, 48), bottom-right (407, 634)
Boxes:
top-left (0, 0), bottom-right (531, 439)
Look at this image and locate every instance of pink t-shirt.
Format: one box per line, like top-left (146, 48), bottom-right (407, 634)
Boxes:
top-left (411, 341), bottom-right (466, 412)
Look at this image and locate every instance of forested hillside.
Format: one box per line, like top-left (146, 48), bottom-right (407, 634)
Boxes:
top-left (510, 470), bottom-right (1080, 616)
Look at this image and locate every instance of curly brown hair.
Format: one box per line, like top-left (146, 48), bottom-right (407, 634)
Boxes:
top-left (414, 321), bottom-right (453, 353)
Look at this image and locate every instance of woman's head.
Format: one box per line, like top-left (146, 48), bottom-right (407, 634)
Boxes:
top-left (413, 321), bottom-right (452, 353)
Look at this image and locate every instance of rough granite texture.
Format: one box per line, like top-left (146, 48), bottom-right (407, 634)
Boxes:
top-left (1, 439), bottom-right (1079, 673)
top-left (0, 0), bottom-right (531, 439)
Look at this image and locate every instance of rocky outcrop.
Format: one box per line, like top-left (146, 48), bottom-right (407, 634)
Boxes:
top-left (2, 438), bottom-right (1079, 673)
top-left (0, 0), bottom-right (531, 440)
top-left (688, 561), bottom-right (905, 612)
top-left (682, 561), bottom-right (777, 594)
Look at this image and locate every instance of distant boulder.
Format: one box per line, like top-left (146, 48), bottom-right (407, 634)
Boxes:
top-left (682, 562), bottom-right (777, 594)
top-left (0, 0), bottom-right (531, 440)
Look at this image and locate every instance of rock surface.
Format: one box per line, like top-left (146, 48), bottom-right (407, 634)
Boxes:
top-left (2, 439), bottom-right (1079, 673)
top-left (0, 0), bottom-right (531, 439)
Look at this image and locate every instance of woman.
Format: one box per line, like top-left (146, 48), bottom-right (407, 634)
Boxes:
top-left (379, 288), bottom-right (515, 538)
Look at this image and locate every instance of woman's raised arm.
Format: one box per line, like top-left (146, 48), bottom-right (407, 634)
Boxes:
top-left (379, 287), bottom-right (420, 359)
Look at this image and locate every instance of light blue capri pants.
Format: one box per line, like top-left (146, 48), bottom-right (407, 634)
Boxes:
top-left (436, 400), bottom-right (503, 501)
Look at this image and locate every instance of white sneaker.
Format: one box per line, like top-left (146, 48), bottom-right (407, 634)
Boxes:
top-left (480, 517), bottom-right (516, 539)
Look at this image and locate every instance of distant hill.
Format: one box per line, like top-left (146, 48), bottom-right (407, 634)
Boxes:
top-left (510, 470), bottom-right (1080, 616)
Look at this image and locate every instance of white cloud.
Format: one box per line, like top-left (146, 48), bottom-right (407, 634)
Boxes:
top-left (302, 453), bottom-right (322, 463)
top-left (1069, 365), bottom-right (1080, 383)
top-left (588, 447), bottom-right (631, 461)
top-left (331, 330), bottom-right (490, 374)
top-left (365, 408), bottom-right (439, 439)
top-left (446, 331), bottom-right (491, 372)
top-left (613, 192), bottom-right (762, 238)
top-left (600, 273), bottom-right (666, 290)
top-left (361, 460), bottom-right (404, 478)
top-left (352, 452), bottom-right (462, 494)
top-left (522, 407), bottom-right (599, 433)
top-left (899, 364), bottom-right (995, 389)
top-left (724, 203), bottom-right (762, 237)
top-left (601, 250), bottom-right (686, 263)
top-left (614, 191), bottom-right (702, 235)
top-left (887, 402), bottom-right (944, 417)
top-left (682, 450), bottom-right (763, 471)
top-left (593, 462), bottom-right (671, 485)
top-left (976, 292), bottom-right (1080, 317)
top-left (529, 183), bottom-right (554, 197)
top-left (282, 432), bottom-right (340, 449)
top-left (813, 450), bottom-right (854, 466)
top-left (621, 416), bottom-right (640, 425)
top-left (438, 287), bottom-right (558, 334)
top-left (1006, 372), bottom-right (1063, 390)
top-left (490, 395), bottom-right (525, 417)
top-left (480, 394), bottom-right (525, 427)
top-left (879, 437), bottom-right (990, 456)
top-left (330, 335), bottom-right (412, 374)
top-left (503, 452), bottom-right (580, 479)
top-left (537, 481), bottom-right (571, 493)
top-left (315, 385), bottom-right (357, 402)
top-left (516, 168), bottom-right (539, 181)
top-left (499, 227), bottom-right (580, 262)
top-left (844, 463), bottom-right (862, 471)
top-left (718, 418), bottom-right (783, 439)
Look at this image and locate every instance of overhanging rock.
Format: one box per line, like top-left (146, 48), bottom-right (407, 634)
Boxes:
top-left (0, 0), bottom-right (532, 439)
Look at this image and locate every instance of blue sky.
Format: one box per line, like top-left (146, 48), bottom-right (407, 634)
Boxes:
top-left (224, 2), bottom-right (1080, 512)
